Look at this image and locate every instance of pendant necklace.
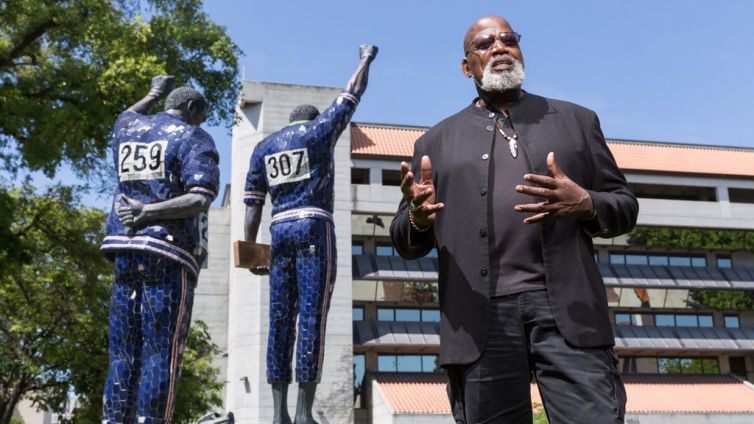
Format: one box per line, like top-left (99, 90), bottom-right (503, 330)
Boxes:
top-left (495, 119), bottom-right (518, 158)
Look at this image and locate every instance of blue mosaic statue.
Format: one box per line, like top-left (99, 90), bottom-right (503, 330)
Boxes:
top-left (100, 76), bottom-right (220, 424)
top-left (243, 45), bottom-right (378, 424)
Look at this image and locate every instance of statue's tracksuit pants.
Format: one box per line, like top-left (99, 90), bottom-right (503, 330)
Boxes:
top-left (103, 251), bottom-right (195, 424)
top-left (267, 218), bottom-right (336, 383)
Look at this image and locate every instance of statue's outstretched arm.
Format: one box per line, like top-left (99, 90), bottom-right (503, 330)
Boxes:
top-left (344, 44), bottom-right (378, 100)
top-left (126, 75), bottom-right (175, 114)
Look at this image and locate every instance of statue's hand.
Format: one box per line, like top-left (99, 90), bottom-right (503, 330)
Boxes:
top-left (359, 44), bottom-right (378, 61)
top-left (148, 75), bottom-right (175, 98)
top-left (117, 194), bottom-right (147, 227)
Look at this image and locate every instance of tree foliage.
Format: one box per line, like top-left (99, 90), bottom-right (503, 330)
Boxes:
top-left (0, 0), bottom-right (240, 178)
top-left (172, 321), bottom-right (224, 424)
top-left (628, 226), bottom-right (754, 311)
top-left (0, 185), bottom-right (223, 424)
top-left (0, 183), bottom-right (111, 424)
top-left (629, 227), bottom-right (754, 251)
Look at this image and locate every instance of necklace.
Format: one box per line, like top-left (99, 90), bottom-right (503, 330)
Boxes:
top-left (495, 120), bottom-right (518, 158)
top-left (475, 99), bottom-right (520, 158)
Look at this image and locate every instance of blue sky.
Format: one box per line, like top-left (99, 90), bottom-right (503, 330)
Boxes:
top-left (31, 1), bottom-right (754, 208)
top-left (198, 0), bottom-right (754, 201)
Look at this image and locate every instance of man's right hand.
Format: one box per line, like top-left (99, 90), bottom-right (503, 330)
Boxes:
top-left (400, 155), bottom-right (444, 228)
top-left (148, 75), bottom-right (175, 98)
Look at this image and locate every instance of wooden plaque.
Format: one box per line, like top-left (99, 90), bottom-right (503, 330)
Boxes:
top-left (233, 240), bottom-right (271, 270)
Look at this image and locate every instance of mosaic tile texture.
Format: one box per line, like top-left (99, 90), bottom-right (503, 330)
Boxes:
top-left (243, 93), bottom-right (356, 214)
top-left (267, 218), bottom-right (336, 383)
top-left (101, 110), bottom-right (220, 276)
top-left (103, 251), bottom-right (196, 424)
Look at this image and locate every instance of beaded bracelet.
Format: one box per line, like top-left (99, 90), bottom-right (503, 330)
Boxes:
top-left (408, 209), bottom-right (431, 232)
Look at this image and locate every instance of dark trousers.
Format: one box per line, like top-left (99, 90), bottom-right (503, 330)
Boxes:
top-left (446, 290), bottom-right (626, 424)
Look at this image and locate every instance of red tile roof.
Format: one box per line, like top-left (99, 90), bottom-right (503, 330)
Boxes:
top-left (369, 373), bottom-right (754, 414)
top-left (370, 373), bottom-right (450, 414)
top-left (351, 123), bottom-right (754, 178)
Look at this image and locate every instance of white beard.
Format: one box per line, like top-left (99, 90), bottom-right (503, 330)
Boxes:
top-left (475, 58), bottom-right (525, 92)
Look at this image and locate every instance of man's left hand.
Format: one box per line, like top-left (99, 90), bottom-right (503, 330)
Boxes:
top-left (117, 194), bottom-right (147, 227)
top-left (513, 152), bottom-right (595, 224)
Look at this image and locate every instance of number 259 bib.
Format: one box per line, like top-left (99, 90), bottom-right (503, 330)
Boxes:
top-left (118, 140), bottom-right (167, 181)
top-left (265, 148), bottom-right (310, 186)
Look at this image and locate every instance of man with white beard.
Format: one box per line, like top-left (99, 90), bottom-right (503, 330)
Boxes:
top-left (390, 15), bottom-right (637, 423)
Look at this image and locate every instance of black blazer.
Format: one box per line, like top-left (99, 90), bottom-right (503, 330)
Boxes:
top-left (390, 93), bottom-right (638, 366)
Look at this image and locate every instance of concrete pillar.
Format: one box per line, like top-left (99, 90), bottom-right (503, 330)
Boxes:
top-left (369, 167), bottom-right (382, 185)
top-left (227, 81), bottom-right (354, 423)
top-left (716, 186), bottom-right (730, 203)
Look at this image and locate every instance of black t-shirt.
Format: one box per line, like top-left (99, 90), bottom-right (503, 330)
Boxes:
top-left (488, 113), bottom-right (546, 296)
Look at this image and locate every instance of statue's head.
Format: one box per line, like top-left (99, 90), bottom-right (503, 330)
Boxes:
top-left (164, 87), bottom-right (208, 126)
top-left (289, 104), bottom-right (319, 123)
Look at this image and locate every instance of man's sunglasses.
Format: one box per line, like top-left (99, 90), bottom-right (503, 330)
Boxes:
top-left (466, 32), bottom-right (522, 55)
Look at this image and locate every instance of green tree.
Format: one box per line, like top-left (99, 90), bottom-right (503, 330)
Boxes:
top-left (628, 226), bottom-right (754, 311)
top-left (0, 0), bottom-right (240, 178)
top-left (532, 402), bottom-right (549, 424)
top-left (0, 184), bottom-right (224, 424)
top-left (172, 321), bottom-right (224, 424)
top-left (0, 183), bottom-right (111, 424)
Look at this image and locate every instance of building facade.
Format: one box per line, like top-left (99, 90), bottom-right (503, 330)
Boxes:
top-left (192, 81), bottom-right (754, 424)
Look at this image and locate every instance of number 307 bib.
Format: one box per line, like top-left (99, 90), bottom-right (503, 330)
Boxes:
top-left (118, 140), bottom-right (167, 181)
top-left (265, 148), bottom-right (311, 186)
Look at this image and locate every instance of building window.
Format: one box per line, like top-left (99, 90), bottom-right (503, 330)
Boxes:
top-left (377, 307), bottom-right (441, 322)
top-left (351, 168), bottom-right (370, 185)
top-left (655, 314), bottom-right (675, 327)
top-left (378, 354), bottom-right (439, 372)
top-left (729, 188), bottom-right (754, 204)
top-left (716, 256), bottom-right (733, 268)
top-left (730, 356), bottom-right (748, 377)
top-left (376, 243), bottom-right (396, 256)
top-left (648, 256), bottom-right (669, 266)
top-left (353, 307), bottom-right (364, 321)
top-left (625, 254), bottom-right (648, 265)
top-left (352, 241), bottom-right (364, 256)
top-left (610, 252), bottom-right (706, 267)
top-left (649, 313), bottom-right (713, 328)
top-left (614, 313), bottom-right (635, 327)
top-left (658, 357), bottom-right (719, 374)
top-left (382, 169), bottom-right (403, 186)
top-left (395, 308), bottom-right (421, 322)
top-left (609, 253), bottom-right (625, 265)
top-left (697, 315), bottom-right (713, 327)
top-left (629, 183), bottom-right (717, 201)
top-left (353, 354), bottom-right (366, 406)
top-left (724, 315), bottom-right (740, 328)
top-left (422, 309), bottom-right (441, 322)
top-left (621, 357), bottom-right (719, 374)
top-left (377, 308), bottom-right (394, 321)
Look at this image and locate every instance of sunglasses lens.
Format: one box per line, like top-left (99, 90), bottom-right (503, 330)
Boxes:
top-left (501, 33), bottom-right (520, 46)
top-left (472, 34), bottom-right (495, 51)
top-left (472, 33), bottom-right (520, 51)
